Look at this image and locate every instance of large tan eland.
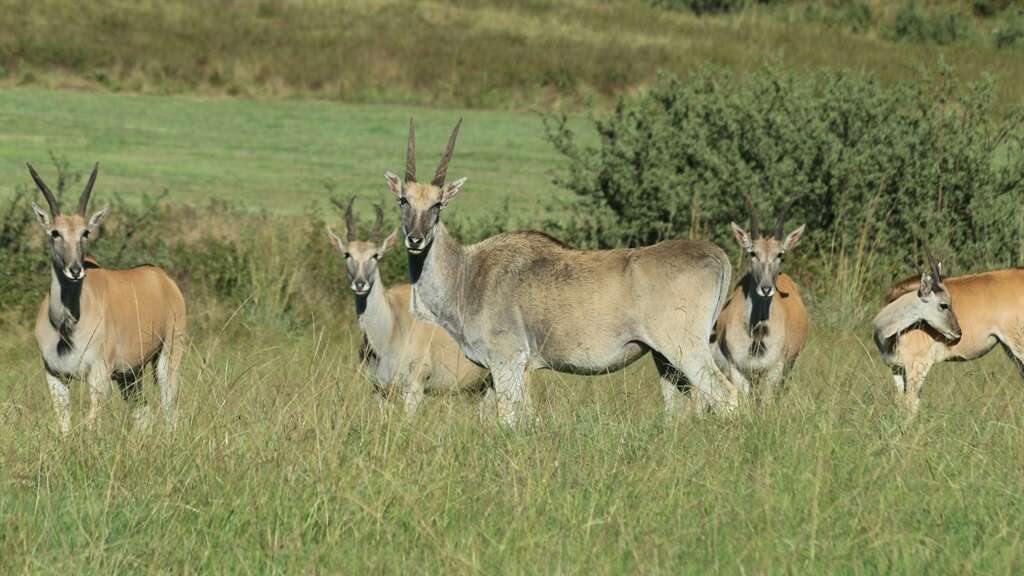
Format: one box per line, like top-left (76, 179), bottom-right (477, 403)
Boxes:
top-left (873, 263), bottom-right (1024, 415)
top-left (28, 163), bottom-right (186, 435)
top-left (325, 197), bottom-right (489, 415)
top-left (714, 197), bottom-right (808, 401)
top-left (383, 120), bottom-right (740, 425)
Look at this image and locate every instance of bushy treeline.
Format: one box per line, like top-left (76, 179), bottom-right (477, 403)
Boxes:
top-left (545, 64), bottom-right (1024, 322)
top-left (5, 65), bottom-right (1023, 331)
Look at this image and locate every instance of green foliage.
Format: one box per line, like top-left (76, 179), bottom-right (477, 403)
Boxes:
top-left (883, 2), bottom-right (977, 44)
top-left (803, 1), bottom-right (875, 34)
top-left (650, 0), bottom-right (749, 15)
top-left (545, 64), bottom-right (1024, 324)
top-left (994, 9), bottom-right (1024, 47)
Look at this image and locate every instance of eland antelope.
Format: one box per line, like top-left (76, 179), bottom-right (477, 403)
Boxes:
top-left (384, 119), bottom-right (740, 424)
top-left (326, 197), bottom-right (488, 415)
top-left (872, 263), bottom-right (1024, 415)
top-left (28, 163), bottom-right (186, 434)
top-left (714, 198), bottom-right (808, 400)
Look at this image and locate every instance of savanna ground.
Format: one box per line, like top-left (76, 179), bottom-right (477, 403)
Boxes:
top-left (2, 0), bottom-right (1024, 573)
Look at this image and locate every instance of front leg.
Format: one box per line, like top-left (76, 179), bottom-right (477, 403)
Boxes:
top-left (491, 353), bottom-right (532, 426)
top-left (402, 367), bottom-right (427, 417)
top-left (902, 357), bottom-right (934, 418)
top-left (85, 364), bottom-right (112, 431)
top-left (758, 362), bottom-right (785, 405)
top-left (45, 371), bottom-right (71, 436)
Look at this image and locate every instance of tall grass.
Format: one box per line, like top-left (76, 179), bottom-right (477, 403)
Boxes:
top-left (2, 317), bottom-right (1024, 572)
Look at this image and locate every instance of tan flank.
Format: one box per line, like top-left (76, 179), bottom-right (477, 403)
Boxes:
top-left (28, 163), bottom-right (186, 435)
top-left (871, 263), bottom-right (1024, 415)
top-left (383, 119), bottom-right (740, 425)
top-left (326, 198), bottom-right (488, 415)
top-left (715, 199), bottom-right (809, 400)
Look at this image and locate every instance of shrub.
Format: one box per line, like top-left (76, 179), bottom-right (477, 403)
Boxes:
top-left (544, 63), bottom-right (1024, 324)
top-left (883, 2), bottom-right (976, 45)
top-left (994, 10), bottom-right (1024, 48)
top-left (650, 0), bottom-right (748, 15)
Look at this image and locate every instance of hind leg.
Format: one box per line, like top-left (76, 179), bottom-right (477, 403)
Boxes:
top-left (156, 343), bottom-right (183, 430)
top-left (116, 368), bottom-right (151, 430)
top-left (661, 344), bottom-right (738, 415)
top-left (1000, 342), bottom-right (1024, 381)
top-left (652, 352), bottom-right (695, 419)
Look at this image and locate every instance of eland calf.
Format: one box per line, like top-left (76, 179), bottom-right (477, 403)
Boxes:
top-left (872, 264), bottom-right (1024, 415)
top-left (714, 198), bottom-right (808, 400)
top-left (326, 198), bottom-right (488, 415)
top-left (385, 120), bottom-right (739, 424)
top-left (28, 163), bottom-right (186, 434)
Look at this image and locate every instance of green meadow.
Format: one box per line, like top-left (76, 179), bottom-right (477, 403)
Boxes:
top-left (0, 88), bottom-right (568, 217)
top-left (3, 0), bottom-right (1024, 573)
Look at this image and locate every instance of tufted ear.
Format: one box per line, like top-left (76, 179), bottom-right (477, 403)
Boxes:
top-left (384, 170), bottom-right (402, 200)
top-left (730, 222), bottom-right (752, 251)
top-left (782, 224), bottom-right (805, 251)
top-left (380, 228), bottom-right (398, 254)
top-left (31, 202), bottom-right (51, 229)
top-left (326, 227), bottom-right (346, 253)
top-left (441, 177), bottom-right (466, 206)
top-left (917, 272), bottom-right (934, 298)
top-left (87, 204), bottom-right (110, 231)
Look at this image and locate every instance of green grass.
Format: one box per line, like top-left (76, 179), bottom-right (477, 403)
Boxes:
top-left (0, 87), bottom-right (570, 218)
top-left (2, 322), bottom-right (1024, 573)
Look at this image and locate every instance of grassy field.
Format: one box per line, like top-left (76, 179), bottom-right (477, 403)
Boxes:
top-left (2, 321), bottom-right (1024, 573)
top-left (3, 1), bottom-right (1024, 571)
top-left (0, 87), bottom-right (569, 217)
top-left (2, 0), bottom-right (1024, 112)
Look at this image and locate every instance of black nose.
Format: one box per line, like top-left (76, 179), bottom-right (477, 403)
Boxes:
top-left (407, 235), bottom-right (423, 247)
top-left (69, 264), bottom-right (82, 277)
top-left (354, 280), bottom-right (366, 291)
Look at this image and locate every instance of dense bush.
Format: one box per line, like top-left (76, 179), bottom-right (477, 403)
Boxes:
top-left (882, 2), bottom-right (976, 44)
top-left (650, 0), bottom-right (749, 15)
top-left (544, 64), bottom-right (1024, 323)
top-left (994, 9), bottom-right (1024, 47)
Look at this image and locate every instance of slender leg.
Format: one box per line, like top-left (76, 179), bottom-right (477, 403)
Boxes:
top-left (1000, 343), bottom-right (1024, 381)
top-left (758, 362), bottom-right (785, 405)
top-left (892, 366), bottom-right (907, 398)
top-left (713, 345), bottom-right (751, 398)
top-left (652, 352), bottom-right (685, 420)
top-left (117, 368), bottom-right (151, 431)
top-left (902, 357), bottom-right (934, 417)
top-left (683, 349), bottom-right (739, 415)
top-left (403, 368), bottom-right (427, 417)
top-left (155, 347), bottom-right (182, 430)
top-left (492, 354), bottom-right (530, 426)
top-left (85, 365), bottom-right (112, 431)
top-left (45, 371), bottom-right (71, 436)
top-left (477, 383), bottom-right (498, 422)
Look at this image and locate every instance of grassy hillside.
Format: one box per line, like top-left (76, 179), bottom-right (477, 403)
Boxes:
top-left (2, 0), bottom-right (1023, 111)
top-left (0, 88), bottom-right (569, 216)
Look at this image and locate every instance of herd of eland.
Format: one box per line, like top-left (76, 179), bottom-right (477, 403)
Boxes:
top-left (24, 119), bottom-right (1024, 432)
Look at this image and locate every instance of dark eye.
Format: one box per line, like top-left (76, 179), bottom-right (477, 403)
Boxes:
top-left (372, 253), bottom-right (380, 260)
top-left (431, 203), bottom-right (443, 212)
top-left (343, 252), bottom-right (351, 259)
top-left (939, 303), bottom-right (950, 310)
top-left (82, 229), bottom-right (90, 239)
top-left (50, 230), bottom-right (60, 240)
top-left (398, 197), bottom-right (409, 207)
